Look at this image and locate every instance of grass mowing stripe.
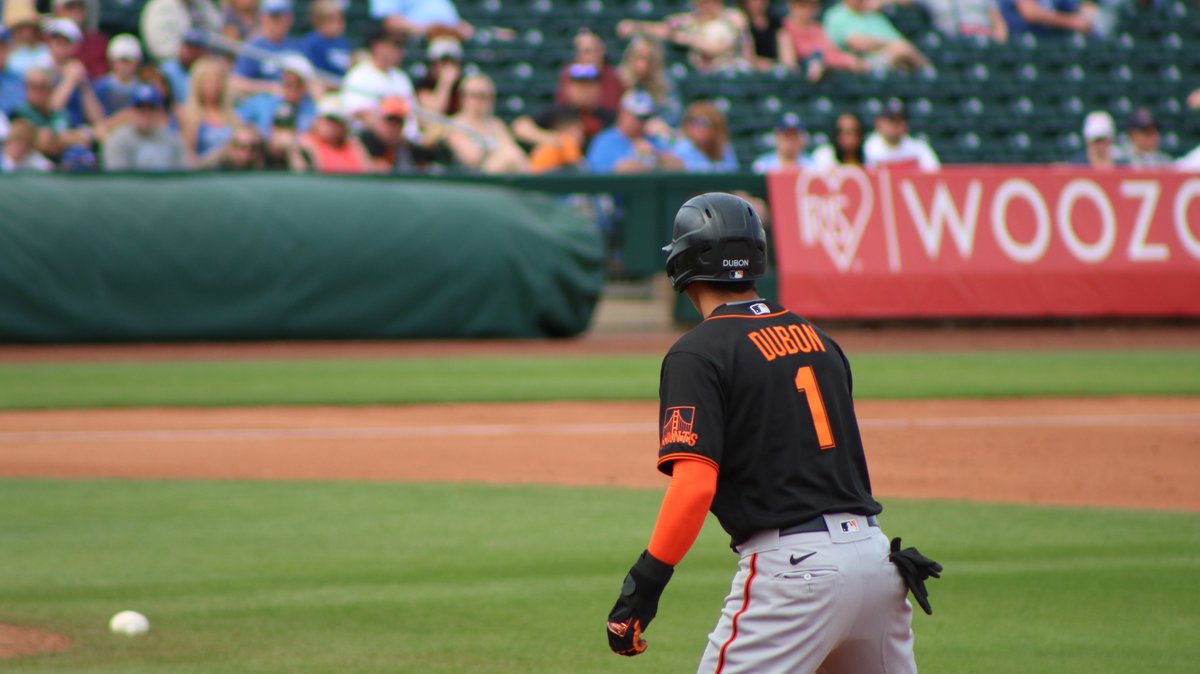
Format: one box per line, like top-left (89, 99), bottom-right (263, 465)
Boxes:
top-left (0, 350), bottom-right (1198, 409)
top-left (0, 480), bottom-right (1197, 674)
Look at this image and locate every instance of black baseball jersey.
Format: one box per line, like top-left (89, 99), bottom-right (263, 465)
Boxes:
top-left (656, 299), bottom-right (881, 544)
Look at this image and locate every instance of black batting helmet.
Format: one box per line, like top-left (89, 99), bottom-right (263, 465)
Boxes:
top-left (662, 192), bottom-right (767, 292)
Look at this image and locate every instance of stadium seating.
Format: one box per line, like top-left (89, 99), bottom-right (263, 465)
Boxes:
top-left (101, 0), bottom-right (1200, 166)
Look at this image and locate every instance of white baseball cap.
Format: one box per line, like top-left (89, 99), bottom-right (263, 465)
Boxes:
top-left (1082, 110), bottom-right (1115, 142)
top-left (278, 52), bottom-right (315, 80)
top-left (427, 37), bottom-right (463, 61)
top-left (107, 34), bottom-right (143, 62)
top-left (316, 93), bottom-right (346, 121)
top-left (45, 17), bottom-right (82, 43)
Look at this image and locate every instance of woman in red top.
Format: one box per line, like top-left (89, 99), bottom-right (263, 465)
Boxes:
top-left (301, 94), bottom-right (371, 174)
top-left (777, 0), bottom-right (867, 81)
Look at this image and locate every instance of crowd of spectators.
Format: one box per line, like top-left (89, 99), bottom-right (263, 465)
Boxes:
top-left (0, 0), bottom-right (1195, 176)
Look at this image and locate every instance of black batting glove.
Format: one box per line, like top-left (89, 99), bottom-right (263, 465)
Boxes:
top-left (889, 537), bottom-right (943, 615)
top-left (607, 550), bottom-right (674, 656)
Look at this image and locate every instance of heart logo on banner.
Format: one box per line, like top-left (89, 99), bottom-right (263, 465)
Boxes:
top-left (795, 167), bottom-right (875, 272)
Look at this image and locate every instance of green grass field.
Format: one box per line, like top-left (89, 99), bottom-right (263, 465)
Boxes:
top-left (1, 480), bottom-right (1198, 674)
top-left (2, 347), bottom-right (1198, 671)
top-left (1, 349), bottom-right (1199, 409)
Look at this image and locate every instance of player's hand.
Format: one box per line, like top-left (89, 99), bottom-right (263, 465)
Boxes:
top-left (606, 550), bottom-right (674, 656)
top-left (889, 537), bottom-right (942, 615)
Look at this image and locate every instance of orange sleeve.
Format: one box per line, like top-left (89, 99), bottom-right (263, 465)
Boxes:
top-left (646, 458), bottom-right (718, 566)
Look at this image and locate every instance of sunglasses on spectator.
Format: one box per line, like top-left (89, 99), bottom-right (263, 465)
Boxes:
top-left (685, 117), bottom-right (713, 127)
top-left (837, 127), bottom-right (862, 136)
top-left (134, 103), bottom-right (158, 110)
top-left (232, 140), bottom-right (261, 151)
top-left (27, 80), bottom-right (53, 90)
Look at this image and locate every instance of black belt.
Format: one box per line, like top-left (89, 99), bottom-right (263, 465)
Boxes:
top-left (779, 514), bottom-right (879, 536)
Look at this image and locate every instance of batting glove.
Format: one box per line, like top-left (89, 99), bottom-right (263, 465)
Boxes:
top-left (607, 550), bottom-right (674, 656)
top-left (889, 537), bottom-right (943, 615)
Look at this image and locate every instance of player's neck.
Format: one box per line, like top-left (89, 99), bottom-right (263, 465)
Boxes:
top-left (687, 287), bottom-right (762, 319)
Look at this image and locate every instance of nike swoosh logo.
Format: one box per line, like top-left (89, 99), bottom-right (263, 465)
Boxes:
top-left (789, 552), bottom-right (816, 565)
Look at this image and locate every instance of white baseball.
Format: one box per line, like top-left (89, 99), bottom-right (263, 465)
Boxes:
top-left (108, 610), bottom-right (150, 635)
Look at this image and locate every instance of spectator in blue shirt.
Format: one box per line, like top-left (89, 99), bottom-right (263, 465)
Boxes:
top-left (161, 30), bottom-right (209, 105)
top-left (997, 0), bottom-right (1098, 37)
top-left (231, 0), bottom-right (304, 98)
top-left (0, 27), bottom-right (28, 115)
top-left (93, 35), bottom-right (143, 117)
top-left (371, 0), bottom-right (474, 40)
top-left (237, 53), bottom-right (318, 137)
top-left (300, 0), bottom-right (353, 78)
top-left (586, 90), bottom-right (682, 174)
top-left (670, 100), bottom-right (739, 173)
top-left (752, 112), bottom-right (813, 172)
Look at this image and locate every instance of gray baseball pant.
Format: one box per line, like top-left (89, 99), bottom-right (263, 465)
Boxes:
top-left (696, 514), bottom-right (917, 674)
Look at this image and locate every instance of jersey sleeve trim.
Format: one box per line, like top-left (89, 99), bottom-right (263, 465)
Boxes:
top-left (657, 452), bottom-right (719, 474)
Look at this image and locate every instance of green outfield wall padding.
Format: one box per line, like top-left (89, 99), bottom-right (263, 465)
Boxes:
top-left (0, 175), bottom-right (606, 342)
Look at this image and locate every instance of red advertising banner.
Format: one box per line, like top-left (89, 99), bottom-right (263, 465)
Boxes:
top-left (766, 167), bottom-right (1200, 317)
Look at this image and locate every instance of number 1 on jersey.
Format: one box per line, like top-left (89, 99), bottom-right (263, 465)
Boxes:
top-left (795, 366), bottom-right (835, 449)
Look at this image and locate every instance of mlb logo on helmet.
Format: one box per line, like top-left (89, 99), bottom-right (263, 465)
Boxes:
top-left (840, 519), bottom-right (860, 533)
top-left (729, 270), bottom-right (744, 279)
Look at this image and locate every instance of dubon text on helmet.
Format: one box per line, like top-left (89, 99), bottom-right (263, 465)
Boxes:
top-left (662, 192), bottom-right (767, 292)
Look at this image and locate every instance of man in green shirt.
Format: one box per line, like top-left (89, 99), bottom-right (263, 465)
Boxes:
top-left (823, 0), bottom-right (927, 71)
top-left (9, 67), bottom-right (93, 164)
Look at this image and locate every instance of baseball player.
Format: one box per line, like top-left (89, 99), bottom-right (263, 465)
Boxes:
top-left (606, 192), bottom-right (941, 673)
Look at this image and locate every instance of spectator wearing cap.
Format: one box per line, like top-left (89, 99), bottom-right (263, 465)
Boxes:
top-left (5, 10), bottom-right (52, 79)
top-left (343, 25), bottom-right (420, 142)
top-left (752, 112), bottom-right (813, 172)
top-left (864, 99), bottom-right (940, 171)
top-left (586, 90), bottom-right (683, 174)
top-left (300, 0), bottom-right (352, 79)
top-left (514, 63), bottom-right (616, 153)
top-left (528, 107), bottom-right (587, 174)
top-left (11, 67), bottom-right (76, 161)
top-left (161, 30), bottom-right (209, 105)
top-left (45, 17), bottom-right (104, 129)
top-left (360, 95), bottom-right (419, 173)
top-left (415, 31), bottom-right (465, 118)
top-left (1072, 110), bottom-right (1123, 169)
top-left (878, 0), bottom-right (1007, 42)
top-left (53, 0), bottom-right (109, 80)
top-left (222, 0), bottom-right (262, 43)
top-left (811, 112), bottom-right (866, 170)
top-left (0, 26), bottom-right (28, 114)
top-left (300, 93), bottom-right (371, 173)
top-left (237, 53), bottom-right (317, 137)
top-left (1115, 108), bottom-right (1173, 168)
top-left (141, 0), bottom-right (222, 62)
top-left (618, 0), bottom-right (751, 74)
top-left (779, 0), bottom-right (866, 82)
top-left (93, 35), bottom-right (143, 118)
top-left (823, 0), bottom-right (928, 72)
top-left (102, 83), bottom-right (188, 171)
top-left (555, 30), bottom-right (623, 114)
top-left (996, 0), bottom-right (1099, 38)
top-left (262, 105), bottom-right (314, 171)
top-left (370, 0), bottom-right (474, 41)
top-left (2, 117), bottom-right (55, 172)
top-left (671, 100), bottom-right (739, 173)
top-left (231, 0), bottom-right (305, 99)
top-left (616, 36), bottom-right (681, 127)
top-left (180, 55), bottom-right (238, 167)
top-left (445, 73), bottom-right (528, 174)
